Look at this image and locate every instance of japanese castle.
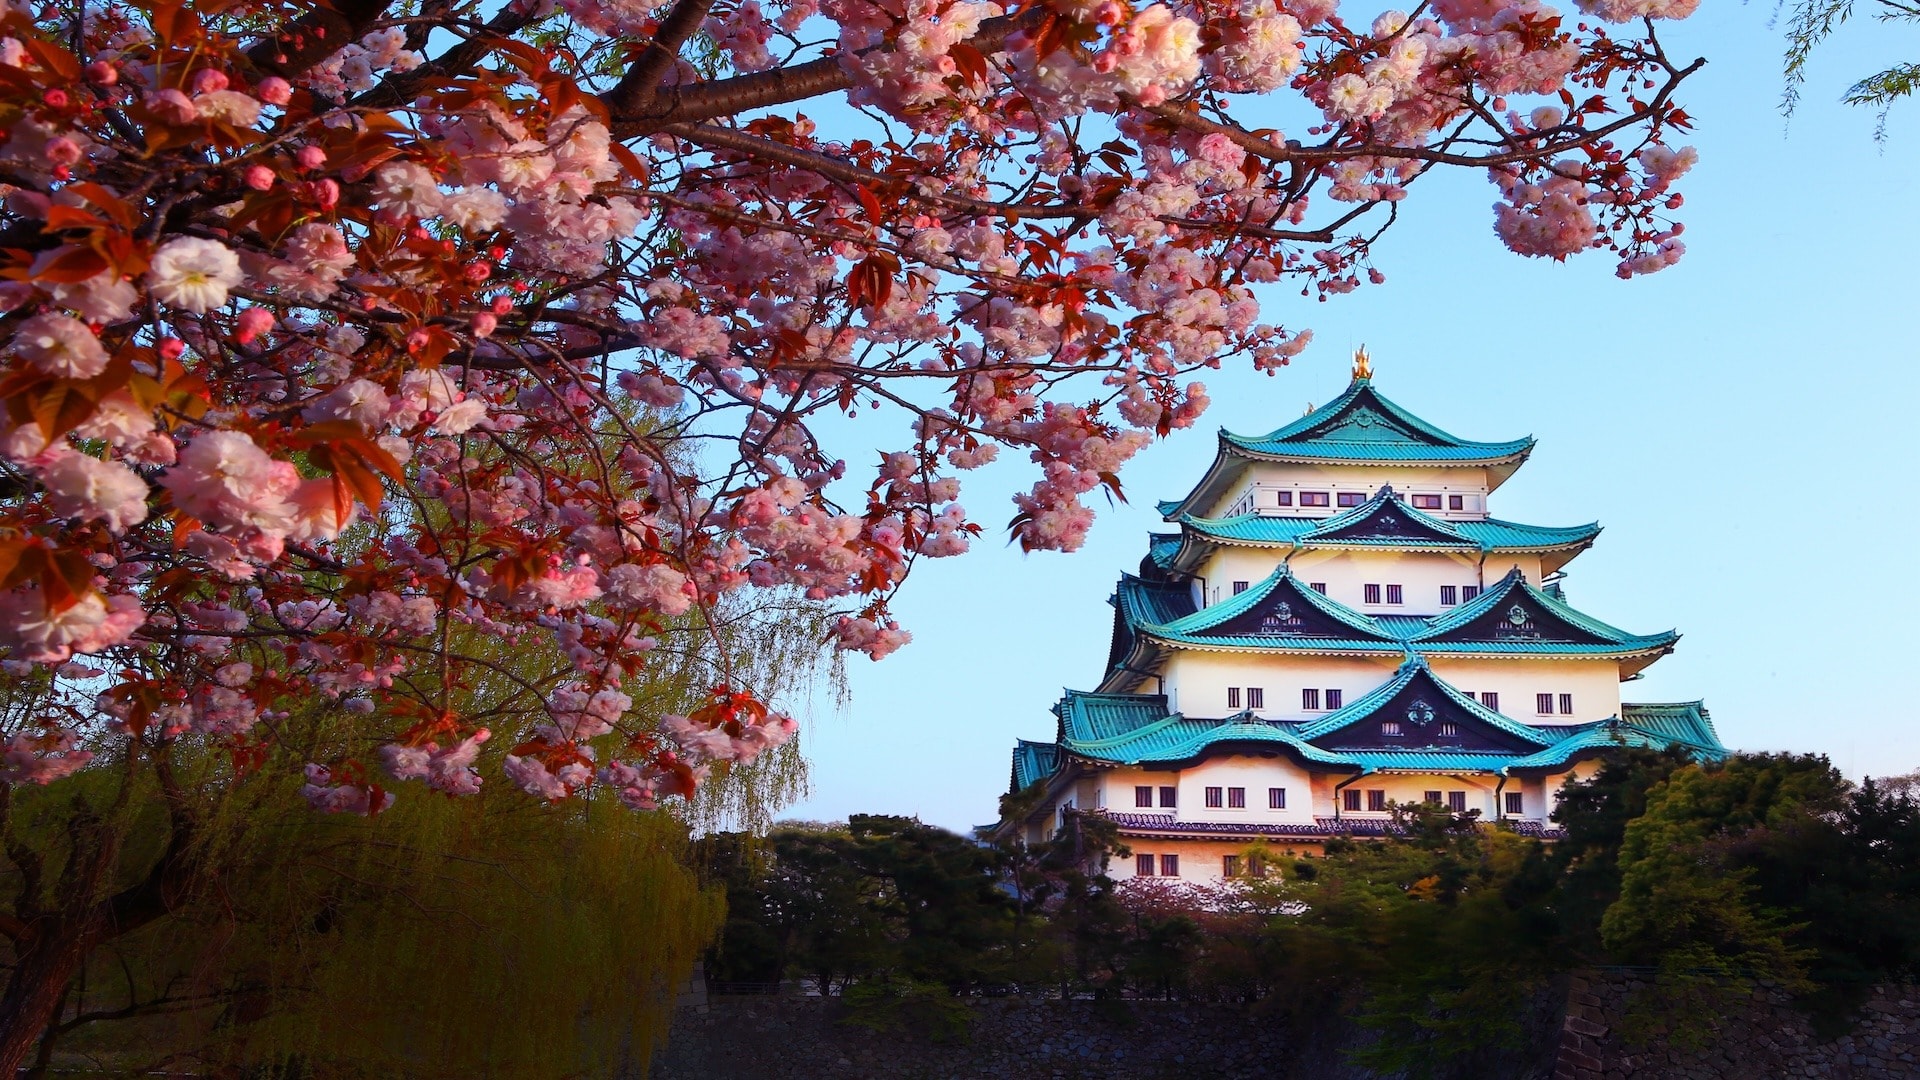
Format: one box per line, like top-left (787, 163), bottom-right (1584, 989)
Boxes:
top-left (991, 352), bottom-right (1726, 882)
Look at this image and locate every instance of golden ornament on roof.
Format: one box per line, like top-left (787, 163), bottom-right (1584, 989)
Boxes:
top-left (1353, 346), bottom-right (1373, 380)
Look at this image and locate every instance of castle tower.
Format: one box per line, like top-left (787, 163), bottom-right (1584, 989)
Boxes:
top-left (992, 354), bottom-right (1725, 881)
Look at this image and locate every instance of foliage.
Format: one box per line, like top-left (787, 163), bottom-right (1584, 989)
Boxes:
top-left (1781, 0), bottom-right (1920, 135)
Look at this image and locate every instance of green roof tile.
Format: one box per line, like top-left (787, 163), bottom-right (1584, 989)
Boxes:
top-left (1224, 377), bottom-right (1533, 463)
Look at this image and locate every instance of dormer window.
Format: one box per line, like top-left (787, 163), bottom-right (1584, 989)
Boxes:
top-left (1300, 491), bottom-right (1330, 507)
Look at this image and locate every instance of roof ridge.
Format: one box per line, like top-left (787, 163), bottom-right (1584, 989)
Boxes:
top-left (1141, 562), bottom-right (1396, 643)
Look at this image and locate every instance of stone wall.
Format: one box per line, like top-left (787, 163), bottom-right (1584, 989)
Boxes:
top-left (1553, 976), bottom-right (1920, 1080)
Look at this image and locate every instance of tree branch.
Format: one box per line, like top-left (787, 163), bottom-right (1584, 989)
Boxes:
top-left (602, 0), bottom-right (720, 116)
top-left (245, 0), bottom-right (397, 80)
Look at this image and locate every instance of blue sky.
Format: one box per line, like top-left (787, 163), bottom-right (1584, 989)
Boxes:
top-left (782, 4), bottom-right (1920, 831)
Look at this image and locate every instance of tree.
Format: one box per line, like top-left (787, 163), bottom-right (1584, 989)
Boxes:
top-left (1782, 0), bottom-right (1920, 132)
top-left (0, 0), bottom-right (1700, 1065)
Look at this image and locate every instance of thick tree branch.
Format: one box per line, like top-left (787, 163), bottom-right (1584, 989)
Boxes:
top-left (603, 0), bottom-right (720, 116)
top-left (246, 0), bottom-right (397, 80)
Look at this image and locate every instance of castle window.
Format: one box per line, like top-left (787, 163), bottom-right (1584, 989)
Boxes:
top-left (1381, 721), bottom-right (1403, 737)
top-left (1559, 693), bottom-right (1574, 716)
top-left (1300, 491), bottom-right (1330, 507)
top-left (1337, 492), bottom-right (1366, 507)
top-left (1135, 785), bottom-right (1153, 808)
top-left (1536, 693), bottom-right (1555, 715)
top-left (1505, 792), bottom-right (1525, 816)
top-left (1232, 580), bottom-right (1249, 595)
top-left (1386, 584), bottom-right (1404, 605)
top-left (1412, 494), bottom-right (1442, 509)
top-left (1160, 854), bottom-right (1180, 876)
top-left (1326, 689), bottom-right (1343, 709)
top-left (1438, 722), bottom-right (1458, 738)
top-left (1448, 791), bottom-right (1467, 812)
top-left (1449, 495), bottom-right (1465, 510)
top-left (1249, 854), bottom-right (1268, 878)
top-left (1247, 687), bottom-right (1265, 709)
top-left (1366, 789), bottom-right (1388, 812)
top-left (1424, 790), bottom-right (1443, 804)
top-left (1480, 692), bottom-right (1499, 711)
top-left (1205, 786), bottom-right (1224, 808)
top-left (1364, 584), bottom-right (1382, 604)
top-left (1227, 687), bottom-right (1242, 710)
top-left (1310, 582), bottom-right (1328, 594)
top-left (1440, 585), bottom-right (1458, 606)
top-left (1274, 490), bottom-right (1293, 506)
top-left (1343, 789), bottom-right (1363, 812)
top-left (1159, 786), bottom-right (1177, 808)
top-left (1302, 688), bottom-right (1321, 711)
top-left (1228, 787), bottom-right (1246, 809)
top-left (1269, 787), bottom-right (1287, 809)
top-left (1137, 854), bottom-right (1156, 876)
top-left (1462, 585), bottom-right (1481, 601)
top-left (1223, 855), bottom-right (1242, 878)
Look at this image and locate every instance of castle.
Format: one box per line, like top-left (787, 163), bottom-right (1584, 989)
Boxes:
top-left (991, 353), bottom-right (1725, 881)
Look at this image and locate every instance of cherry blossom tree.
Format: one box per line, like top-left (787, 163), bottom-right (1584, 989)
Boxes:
top-left (0, 0), bottom-right (1698, 1061)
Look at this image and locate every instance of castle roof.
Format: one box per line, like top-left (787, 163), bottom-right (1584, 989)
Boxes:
top-left (1160, 376), bottom-right (1534, 519)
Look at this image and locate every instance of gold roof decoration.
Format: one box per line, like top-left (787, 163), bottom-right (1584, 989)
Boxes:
top-left (1352, 345), bottom-right (1373, 380)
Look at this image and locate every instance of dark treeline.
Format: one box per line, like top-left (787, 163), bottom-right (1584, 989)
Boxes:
top-left (703, 751), bottom-right (1920, 1074)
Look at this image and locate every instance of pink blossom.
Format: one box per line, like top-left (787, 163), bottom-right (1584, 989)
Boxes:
top-left (38, 451), bottom-right (149, 532)
top-left (147, 237), bottom-right (243, 312)
top-left (12, 312), bottom-right (108, 378)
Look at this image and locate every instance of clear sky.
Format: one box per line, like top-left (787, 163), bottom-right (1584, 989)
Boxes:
top-left (781, 4), bottom-right (1920, 832)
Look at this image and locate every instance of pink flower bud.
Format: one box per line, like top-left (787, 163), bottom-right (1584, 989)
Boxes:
top-left (42, 88), bottom-right (67, 108)
top-left (296, 145), bottom-right (326, 170)
top-left (312, 178), bottom-right (340, 210)
top-left (471, 312), bottom-right (497, 338)
top-left (463, 261), bottom-right (491, 283)
top-left (243, 165), bottom-right (274, 190)
top-left (490, 295), bottom-right (513, 314)
top-left (234, 307), bottom-right (274, 344)
top-left (158, 337), bottom-right (185, 362)
top-left (256, 77), bottom-right (292, 105)
top-left (84, 61), bottom-right (117, 86)
top-left (191, 69), bottom-right (229, 95)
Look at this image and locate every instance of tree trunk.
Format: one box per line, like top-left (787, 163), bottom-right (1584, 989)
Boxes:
top-left (0, 918), bottom-right (94, 1077)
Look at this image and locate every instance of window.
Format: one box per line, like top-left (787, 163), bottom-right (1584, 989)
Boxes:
top-left (1137, 853), bottom-right (1156, 876)
top-left (1462, 585), bottom-right (1481, 601)
top-left (1274, 490), bottom-right (1293, 506)
top-left (1440, 585), bottom-right (1458, 606)
top-left (1268, 787), bottom-right (1287, 809)
top-left (1480, 692), bottom-right (1499, 711)
top-left (1159, 786), bottom-right (1177, 808)
top-left (1302, 688), bottom-right (1321, 711)
top-left (1325, 689), bottom-right (1343, 710)
top-left (1381, 721), bottom-right (1403, 737)
top-left (1228, 787), bottom-right (1246, 809)
top-left (1367, 789), bottom-right (1388, 812)
top-left (1412, 494), bottom-right (1442, 509)
top-left (1247, 687), bottom-right (1264, 709)
top-left (1449, 494), bottom-right (1465, 510)
top-left (1386, 584), bottom-right (1403, 605)
top-left (1438, 722), bottom-right (1458, 738)
top-left (1160, 854), bottom-right (1179, 877)
top-left (1310, 582), bottom-right (1328, 594)
top-left (1223, 854), bottom-right (1243, 878)
top-left (1205, 786), bottom-right (1224, 808)
top-left (1504, 791), bottom-right (1525, 816)
top-left (1337, 492), bottom-right (1366, 507)
top-left (1536, 693), bottom-right (1555, 715)
top-left (1232, 580), bottom-right (1249, 595)
top-left (1424, 790), bottom-right (1443, 805)
top-left (1559, 693), bottom-right (1574, 716)
top-left (1342, 789), bottom-right (1362, 812)
top-left (1300, 491), bottom-right (1330, 507)
top-left (1135, 785), bottom-right (1153, 808)
top-left (1364, 584), bottom-right (1382, 604)
top-left (1248, 854), bottom-right (1268, 878)
top-left (1448, 791), bottom-right (1467, 812)
top-left (1227, 686), bottom-right (1242, 710)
